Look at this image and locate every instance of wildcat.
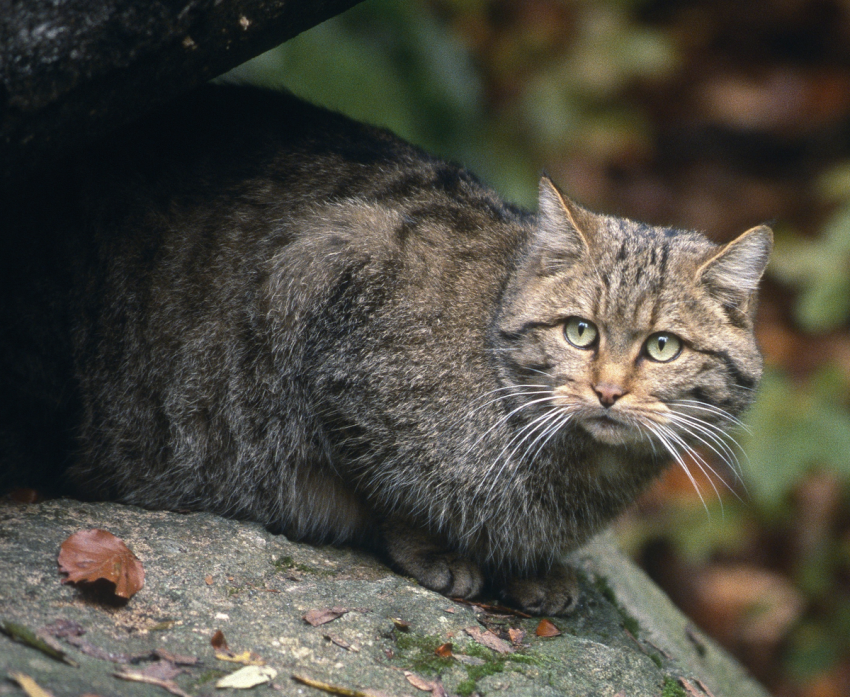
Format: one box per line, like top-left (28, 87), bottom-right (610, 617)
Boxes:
top-left (0, 86), bottom-right (771, 615)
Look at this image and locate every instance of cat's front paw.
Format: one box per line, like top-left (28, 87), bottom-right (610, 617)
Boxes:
top-left (501, 562), bottom-right (579, 616)
top-left (381, 519), bottom-right (484, 599)
top-left (415, 551), bottom-right (484, 599)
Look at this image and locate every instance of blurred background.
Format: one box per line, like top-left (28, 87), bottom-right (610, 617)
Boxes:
top-left (224, 1), bottom-right (850, 694)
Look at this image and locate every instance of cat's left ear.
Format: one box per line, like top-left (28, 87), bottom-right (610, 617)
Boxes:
top-left (532, 175), bottom-right (594, 274)
top-left (696, 225), bottom-right (773, 313)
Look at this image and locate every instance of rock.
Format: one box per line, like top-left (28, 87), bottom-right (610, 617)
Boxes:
top-left (0, 499), bottom-right (769, 696)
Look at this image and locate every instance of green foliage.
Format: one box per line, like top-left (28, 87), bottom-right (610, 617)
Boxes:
top-left (742, 368), bottom-right (850, 510)
top-left (661, 676), bottom-right (687, 697)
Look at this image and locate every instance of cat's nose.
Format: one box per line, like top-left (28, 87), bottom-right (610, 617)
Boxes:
top-left (594, 383), bottom-right (625, 407)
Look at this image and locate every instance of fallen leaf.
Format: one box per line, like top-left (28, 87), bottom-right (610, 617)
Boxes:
top-left (0, 620), bottom-right (78, 666)
top-left (114, 670), bottom-right (190, 697)
top-left (292, 674), bottom-right (377, 696)
top-left (58, 529), bottom-right (144, 599)
top-left (8, 673), bottom-right (54, 697)
top-left (508, 627), bottom-right (526, 645)
top-left (211, 629), bottom-right (228, 651)
top-left (391, 617), bottom-right (410, 631)
top-left (215, 665), bottom-right (277, 689)
top-left (434, 642), bottom-right (452, 658)
top-left (536, 619), bottom-right (561, 637)
top-left (403, 672), bottom-right (448, 697)
top-left (324, 633), bottom-right (360, 652)
top-left (205, 575), bottom-right (214, 585)
top-left (303, 608), bottom-right (348, 626)
top-left (141, 659), bottom-right (182, 682)
top-left (463, 626), bottom-right (513, 654)
top-left (695, 679), bottom-right (717, 697)
top-left (215, 649), bottom-right (264, 666)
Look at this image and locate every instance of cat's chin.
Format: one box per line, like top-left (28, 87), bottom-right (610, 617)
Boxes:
top-left (579, 415), bottom-right (643, 446)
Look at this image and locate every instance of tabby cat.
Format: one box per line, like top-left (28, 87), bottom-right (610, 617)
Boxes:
top-left (0, 87), bottom-right (771, 614)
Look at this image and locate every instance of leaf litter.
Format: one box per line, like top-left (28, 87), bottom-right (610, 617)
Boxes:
top-left (57, 529), bottom-right (145, 599)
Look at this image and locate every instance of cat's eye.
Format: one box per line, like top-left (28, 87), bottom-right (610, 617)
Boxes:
top-left (564, 317), bottom-right (598, 349)
top-left (644, 332), bottom-right (682, 362)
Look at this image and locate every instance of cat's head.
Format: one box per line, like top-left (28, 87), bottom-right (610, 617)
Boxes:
top-left (492, 176), bottom-right (772, 455)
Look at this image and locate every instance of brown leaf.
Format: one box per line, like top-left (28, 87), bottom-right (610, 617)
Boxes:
top-left (324, 633), bottom-right (360, 652)
top-left (113, 670), bottom-right (191, 697)
top-left (304, 607), bottom-right (348, 626)
top-left (463, 626), bottom-right (513, 653)
top-left (141, 659), bottom-right (182, 682)
top-left (391, 617), bottom-right (410, 631)
top-left (211, 629), bottom-right (228, 650)
top-left (535, 618), bottom-right (562, 637)
top-left (404, 672), bottom-right (448, 695)
top-left (58, 529), bottom-right (144, 599)
top-left (434, 642), bottom-right (452, 658)
top-left (204, 575), bottom-right (214, 585)
top-left (508, 628), bottom-right (526, 645)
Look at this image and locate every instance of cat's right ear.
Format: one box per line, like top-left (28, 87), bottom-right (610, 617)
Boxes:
top-left (532, 176), bottom-right (591, 275)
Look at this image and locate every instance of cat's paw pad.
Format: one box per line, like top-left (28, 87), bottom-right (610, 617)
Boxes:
top-left (418, 553), bottom-right (484, 599)
top-left (502, 564), bottom-right (579, 616)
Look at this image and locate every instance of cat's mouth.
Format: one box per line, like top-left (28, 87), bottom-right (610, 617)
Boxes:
top-left (580, 413), bottom-right (638, 444)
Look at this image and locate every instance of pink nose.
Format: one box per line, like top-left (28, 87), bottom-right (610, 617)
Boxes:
top-left (594, 383), bottom-right (625, 407)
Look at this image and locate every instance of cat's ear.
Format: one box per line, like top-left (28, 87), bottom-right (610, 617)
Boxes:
top-left (532, 176), bottom-right (592, 274)
top-left (696, 225), bottom-right (773, 313)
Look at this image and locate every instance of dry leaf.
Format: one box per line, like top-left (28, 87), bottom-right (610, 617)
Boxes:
top-left (211, 629), bottom-right (228, 650)
top-left (58, 529), bottom-right (144, 599)
top-left (114, 670), bottom-right (191, 697)
top-left (215, 649), bottom-right (264, 666)
top-left (434, 642), bottom-right (452, 658)
top-left (508, 627), bottom-right (526, 645)
top-left (463, 626), bottom-right (513, 653)
top-left (205, 575), bottom-right (214, 585)
top-left (324, 633), bottom-right (360, 652)
top-left (215, 665), bottom-right (277, 689)
top-left (303, 607), bottom-right (348, 626)
top-left (292, 674), bottom-right (377, 696)
top-left (535, 619), bottom-right (561, 637)
top-left (8, 673), bottom-right (54, 697)
top-left (403, 672), bottom-right (448, 697)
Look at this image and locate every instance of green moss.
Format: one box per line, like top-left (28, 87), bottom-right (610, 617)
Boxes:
top-left (394, 632), bottom-right (454, 674)
top-left (272, 554), bottom-right (319, 574)
top-left (661, 676), bottom-right (687, 697)
top-left (393, 630), bottom-right (544, 695)
top-left (594, 575), bottom-right (642, 638)
top-left (649, 652), bottom-right (664, 669)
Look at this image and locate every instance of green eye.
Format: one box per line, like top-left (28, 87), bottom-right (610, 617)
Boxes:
top-left (564, 317), bottom-right (598, 349)
top-left (645, 332), bottom-right (682, 362)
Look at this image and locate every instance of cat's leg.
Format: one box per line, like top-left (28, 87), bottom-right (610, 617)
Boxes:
top-left (382, 518), bottom-right (484, 599)
top-left (500, 561), bottom-right (579, 616)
